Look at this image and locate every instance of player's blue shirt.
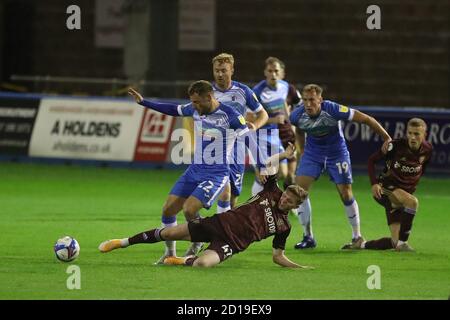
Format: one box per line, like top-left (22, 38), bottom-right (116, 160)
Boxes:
top-left (289, 100), bottom-right (355, 155)
top-left (252, 80), bottom-right (289, 129)
top-left (177, 102), bottom-right (249, 171)
top-left (213, 81), bottom-right (263, 116)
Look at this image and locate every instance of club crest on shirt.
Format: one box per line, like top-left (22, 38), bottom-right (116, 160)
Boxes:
top-left (276, 218), bottom-right (284, 227)
top-left (339, 105), bottom-right (349, 113)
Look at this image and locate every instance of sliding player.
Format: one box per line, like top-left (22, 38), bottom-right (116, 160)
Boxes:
top-left (99, 143), bottom-right (312, 268)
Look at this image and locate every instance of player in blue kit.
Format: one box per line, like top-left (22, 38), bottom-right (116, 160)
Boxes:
top-left (128, 81), bottom-right (250, 263)
top-left (212, 53), bottom-right (268, 213)
top-left (289, 84), bottom-right (391, 249)
top-left (250, 57), bottom-right (290, 196)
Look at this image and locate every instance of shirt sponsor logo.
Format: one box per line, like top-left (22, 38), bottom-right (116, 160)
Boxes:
top-left (394, 161), bottom-right (421, 173)
top-left (265, 207), bottom-right (276, 234)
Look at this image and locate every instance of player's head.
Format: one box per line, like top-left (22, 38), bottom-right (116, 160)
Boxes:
top-left (212, 53), bottom-right (234, 89)
top-left (188, 80), bottom-right (216, 114)
top-left (264, 56), bottom-right (283, 87)
top-left (302, 84), bottom-right (323, 116)
top-left (406, 118), bottom-right (427, 150)
top-left (278, 185), bottom-right (308, 211)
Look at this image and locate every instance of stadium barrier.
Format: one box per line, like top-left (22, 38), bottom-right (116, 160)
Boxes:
top-left (0, 92), bottom-right (449, 174)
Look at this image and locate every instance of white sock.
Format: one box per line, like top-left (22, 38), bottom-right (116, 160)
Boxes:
top-left (120, 238), bottom-right (129, 248)
top-left (297, 197), bottom-right (313, 237)
top-left (162, 221), bottom-right (177, 256)
top-left (251, 179), bottom-right (264, 196)
top-left (344, 199), bottom-right (361, 239)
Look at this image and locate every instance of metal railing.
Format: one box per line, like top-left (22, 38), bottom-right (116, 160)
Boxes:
top-left (9, 74), bottom-right (194, 98)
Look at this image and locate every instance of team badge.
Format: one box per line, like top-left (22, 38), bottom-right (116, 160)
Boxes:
top-left (388, 143), bottom-right (393, 152)
top-left (339, 105), bottom-right (349, 113)
top-left (238, 115), bottom-right (246, 125)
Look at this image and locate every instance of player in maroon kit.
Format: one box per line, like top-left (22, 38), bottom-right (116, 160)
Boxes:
top-left (344, 118), bottom-right (433, 251)
top-left (99, 144), bottom-right (311, 268)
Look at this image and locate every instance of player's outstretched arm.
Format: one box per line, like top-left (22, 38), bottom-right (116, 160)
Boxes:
top-left (259, 143), bottom-right (296, 184)
top-left (272, 248), bottom-right (312, 269)
top-left (128, 87), bottom-right (182, 116)
top-left (352, 110), bottom-right (392, 152)
top-left (252, 108), bottom-right (269, 130)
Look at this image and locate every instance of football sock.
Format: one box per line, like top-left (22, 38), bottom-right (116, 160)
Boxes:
top-left (363, 237), bottom-right (394, 250)
top-left (120, 238), bottom-right (129, 247)
top-left (162, 215), bottom-right (177, 256)
top-left (343, 198), bottom-right (361, 239)
top-left (297, 197), bottom-right (313, 238)
top-left (251, 179), bottom-right (264, 196)
top-left (186, 213), bottom-right (202, 251)
top-left (399, 207), bottom-right (416, 242)
top-left (128, 228), bottom-right (164, 245)
top-left (217, 200), bottom-right (231, 214)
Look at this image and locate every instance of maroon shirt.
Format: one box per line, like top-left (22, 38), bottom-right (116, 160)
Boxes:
top-left (368, 138), bottom-right (433, 194)
top-left (216, 175), bottom-right (291, 252)
top-left (278, 83), bottom-right (300, 145)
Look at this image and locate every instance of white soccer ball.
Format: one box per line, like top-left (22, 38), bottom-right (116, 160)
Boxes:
top-left (54, 236), bottom-right (80, 262)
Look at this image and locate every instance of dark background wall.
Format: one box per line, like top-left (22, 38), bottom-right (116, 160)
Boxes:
top-left (1, 0), bottom-right (449, 107)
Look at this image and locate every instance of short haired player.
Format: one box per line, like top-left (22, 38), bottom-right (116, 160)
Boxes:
top-left (99, 143), bottom-right (312, 268)
top-left (353, 118), bottom-right (433, 251)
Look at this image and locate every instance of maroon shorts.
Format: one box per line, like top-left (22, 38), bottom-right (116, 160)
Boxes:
top-left (379, 177), bottom-right (416, 195)
top-left (188, 216), bottom-right (236, 262)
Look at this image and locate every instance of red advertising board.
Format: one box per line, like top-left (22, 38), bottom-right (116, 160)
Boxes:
top-left (134, 109), bottom-right (176, 162)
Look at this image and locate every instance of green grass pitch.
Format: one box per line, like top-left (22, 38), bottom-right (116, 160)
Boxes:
top-left (0, 162), bottom-right (449, 300)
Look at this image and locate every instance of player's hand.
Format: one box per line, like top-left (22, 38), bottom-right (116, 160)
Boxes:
top-left (371, 184), bottom-right (383, 199)
top-left (381, 138), bottom-right (392, 154)
top-left (275, 114), bottom-right (285, 124)
top-left (284, 142), bottom-right (296, 160)
top-left (128, 87), bottom-right (143, 103)
top-left (255, 169), bottom-right (267, 184)
top-left (246, 121), bottom-right (257, 131)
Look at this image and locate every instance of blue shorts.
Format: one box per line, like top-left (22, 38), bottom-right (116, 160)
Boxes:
top-left (229, 163), bottom-right (245, 196)
top-left (296, 151), bottom-right (353, 185)
top-left (170, 166), bottom-right (229, 209)
top-left (255, 129), bottom-right (287, 169)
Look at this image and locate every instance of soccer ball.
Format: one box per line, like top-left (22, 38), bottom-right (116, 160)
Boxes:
top-left (54, 236), bottom-right (80, 262)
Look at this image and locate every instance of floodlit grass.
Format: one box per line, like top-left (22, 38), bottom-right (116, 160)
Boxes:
top-left (0, 163), bottom-right (449, 299)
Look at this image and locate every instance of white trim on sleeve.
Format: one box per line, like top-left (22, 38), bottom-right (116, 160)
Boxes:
top-left (177, 104), bottom-right (184, 116)
top-left (348, 108), bottom-right (355, 121)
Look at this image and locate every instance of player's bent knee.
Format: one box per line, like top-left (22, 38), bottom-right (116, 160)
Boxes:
top-left (410, 196), bottom-right (419, 209)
